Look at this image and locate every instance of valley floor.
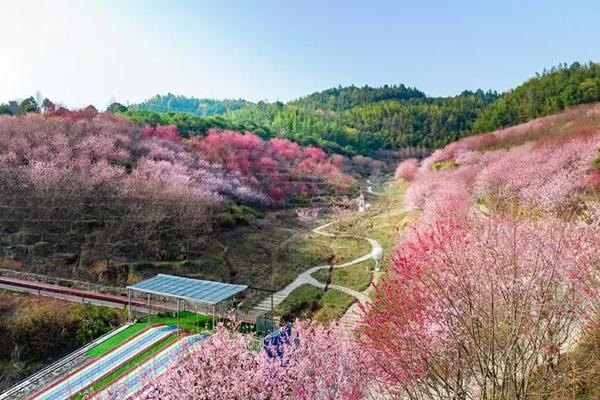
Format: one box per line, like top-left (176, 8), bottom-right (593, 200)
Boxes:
top-left (271, 180), bottom-right (417, 326)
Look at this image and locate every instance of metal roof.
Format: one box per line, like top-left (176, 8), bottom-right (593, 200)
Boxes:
top-left (127, 274), bottom-right (248, 305)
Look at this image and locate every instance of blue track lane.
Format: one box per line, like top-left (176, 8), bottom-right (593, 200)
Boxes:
top-left (92, 334), bottom-right (208, 400)
top-left (31, 325), bottom-right (178, 400)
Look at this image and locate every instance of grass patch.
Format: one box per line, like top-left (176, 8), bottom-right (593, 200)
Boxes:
top-left (275, 285), bottom-right (322, 322)
top-left (476, 194), bottom-right (543, 219)
top-left (275, 284), bottom-right (356, 325)
top-left (77, 334), bottom-right (180, 399)
top-left (148, 311), bottom-right (214, 332)
top-left (312, 290), bottom-right (356, 325)
top-left (312, 260), bottom-right (372, 292)
top-left (299, 234), bottom-right (371, 265)
top-left (432, 159), bottom-right (458, 170)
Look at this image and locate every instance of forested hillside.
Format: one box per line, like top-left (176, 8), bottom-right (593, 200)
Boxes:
top-left (226, 89), bottom-right (498, 156)
top-left (289, 84), bottom-right (426, 111)
top-left (123, 109), bottom-right (274, 139)
top-left (473, 62), bottom-right (600, 132)
top-left (131, 93), bottom-right (248, 116)
top-left (121, 63), bottom-right (600, 159)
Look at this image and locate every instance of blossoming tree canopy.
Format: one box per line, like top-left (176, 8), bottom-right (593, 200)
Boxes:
top-left (360, 215), bottom-right (599, 398)
top-left (132, 321), bottom-right (369, 400)
top-left (373, 106), bottom-right (600, 398)
top-left (189, 129), bottom-right (356, 201)
top-left (0, 114), bottom-right (269, 264)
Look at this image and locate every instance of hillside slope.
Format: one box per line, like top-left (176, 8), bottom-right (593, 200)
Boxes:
top-left (365, 103), bottom-right (600, 399)
top-left (473, 62), bottom-right (600, 132)
top-left (225, 89), bottom-right (498, 156)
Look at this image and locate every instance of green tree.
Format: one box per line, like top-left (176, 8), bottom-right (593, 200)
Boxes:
top-left (19, 97), bottom-right (40, 114)
top-left (106, 102), bottom-right (128, 113)
top-left (580, 78), bottom-right (600, 102)
top-left (0, 104), bottom-right (13, 115)
top-left (474, 62), bottom-right (600, 132)
top-left (72, 304), bottom-right (123, 345)
top-left (561, 84), bottom-right (583, 107)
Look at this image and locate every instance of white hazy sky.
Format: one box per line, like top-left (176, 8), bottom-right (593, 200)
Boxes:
top-left (1, 0), bottom-right (599, 109)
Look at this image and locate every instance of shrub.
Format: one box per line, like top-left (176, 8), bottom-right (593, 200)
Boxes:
top-left (394, 158), bottom-right (418, 181)
top-left (72, 304), bottom-right (124, 345)
top-left (9, 299), bottom-right (78, 360)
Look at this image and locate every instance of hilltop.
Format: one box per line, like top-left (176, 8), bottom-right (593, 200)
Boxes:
top-left (131, 93), bottom-right (249, 116)
top-left (119, 62), bottom-right (600, 159)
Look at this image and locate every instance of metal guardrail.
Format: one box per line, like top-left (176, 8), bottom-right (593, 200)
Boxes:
top-left (0, 268), bottom-right (126, 296)
top-left (0, 323), bottom-right (133, 400)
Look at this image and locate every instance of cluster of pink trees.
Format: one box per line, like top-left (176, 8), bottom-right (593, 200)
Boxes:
top-left (44, 102), bottom-right (99, 121)
top-left (404, 108), bottom-right (600, 218)
top-left (142, 123), bottom-right (182, 143)
top-left (113, 321), bottom-right (369, 400)
top-left (190, 129), bottom-right (355, 201)
top-left (419, 104), bottom-right (600, 168)
top-left (360, 215), bottom-right (600, 398)
top-left (0, 114), bottom-right (269, 268)
top-left (370, 105), bottom-right (600, 398)
top-left (394, 158), bottom-right (418, 181)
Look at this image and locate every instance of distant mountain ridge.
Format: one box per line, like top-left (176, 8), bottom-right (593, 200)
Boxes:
top-left (288, 84), bottom-right (427, 111)
top-left (131, 93), bottom-right (249, 116)
top-left (20, 62), bottom-right (600, 158)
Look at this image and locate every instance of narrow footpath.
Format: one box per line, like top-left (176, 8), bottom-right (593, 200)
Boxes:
top-left (252, 196), bottom-right (384, 330)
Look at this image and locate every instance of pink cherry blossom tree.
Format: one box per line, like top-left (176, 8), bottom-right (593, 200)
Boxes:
top-left (394, 158), bottom-right (418, 181)
top-left (359, 215), bottom-right (597, 399)
top-left (123, 321), bottom-right (369, 400)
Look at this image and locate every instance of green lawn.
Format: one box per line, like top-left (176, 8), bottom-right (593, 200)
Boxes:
top-left (275, 284), bottom-right (356, 325)
top-left (149, 311), bottom-right (214, 332)
top-left (312, 289), bottom-right (356, 325)
top-left (86, 311), bottom-right (212, 357)
top-left (312, 260), bottom-right (372, 292)
top-left (275, 285), bottom-right (322, 321)
top-left (304, 234), bottom-right (372, 265)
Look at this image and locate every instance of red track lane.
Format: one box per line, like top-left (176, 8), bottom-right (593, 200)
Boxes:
top-left (0, 276), bottom-right (149, 307)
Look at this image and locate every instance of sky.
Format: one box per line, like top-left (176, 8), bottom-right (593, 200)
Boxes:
top-left (1, 0), bottom-right (599, 109)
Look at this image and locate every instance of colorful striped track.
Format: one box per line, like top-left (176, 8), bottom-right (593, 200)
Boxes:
top-left (92, 333), bottom-right (208, 400)
top-left (30, 324), bottom-right (178, 400)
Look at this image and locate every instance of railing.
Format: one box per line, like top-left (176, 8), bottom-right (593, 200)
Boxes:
top-left (0, 323), bottom-right (132, 400)
top-left (0, 268), bottom-right (126, 296)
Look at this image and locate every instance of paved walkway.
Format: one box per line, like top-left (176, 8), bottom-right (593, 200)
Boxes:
top-left (251, 214), bottom-right (384, 327)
